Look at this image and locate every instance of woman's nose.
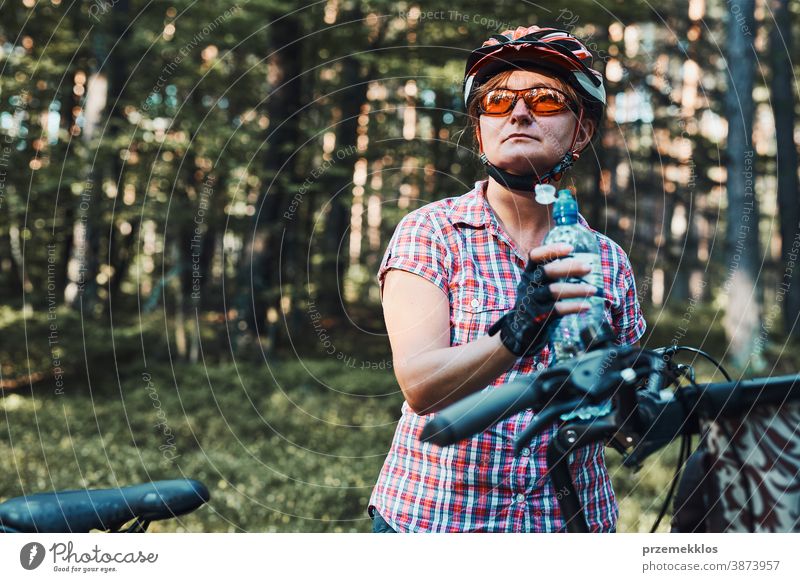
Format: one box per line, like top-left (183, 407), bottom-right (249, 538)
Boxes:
top-left (509, 95), bottom-right (534, 123)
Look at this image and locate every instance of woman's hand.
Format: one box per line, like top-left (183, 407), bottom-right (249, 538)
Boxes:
top-left (488, 242), bottom-right (598, 357)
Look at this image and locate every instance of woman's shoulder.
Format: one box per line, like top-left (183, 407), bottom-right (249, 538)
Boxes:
top-left (397, 198), bottom-right (457, 225)
top-left (394, 183), bottom-right (484, 234)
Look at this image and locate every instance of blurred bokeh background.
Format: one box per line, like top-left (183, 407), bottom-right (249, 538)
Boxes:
top-left (1, 0), bottom-right (799, 531)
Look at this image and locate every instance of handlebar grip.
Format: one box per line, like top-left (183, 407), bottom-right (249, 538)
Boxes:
top-left (420, 379), bottom-right (538, 447)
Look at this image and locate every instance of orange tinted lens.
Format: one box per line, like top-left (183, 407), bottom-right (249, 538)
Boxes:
top-left (481, 89), bottom-right (516, 114)
top-left (524, 89), bottom-right (570, 115)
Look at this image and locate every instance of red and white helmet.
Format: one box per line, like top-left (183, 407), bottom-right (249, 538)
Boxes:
top-left (463, 26), bottom-right (606, 122)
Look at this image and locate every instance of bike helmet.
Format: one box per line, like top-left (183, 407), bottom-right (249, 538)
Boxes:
top-left (463, 26), bottom-right (606, 190)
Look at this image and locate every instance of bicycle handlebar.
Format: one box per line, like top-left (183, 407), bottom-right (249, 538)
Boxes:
top-left (420, 377), bottom-right (544, 447)
top-left (419, 341), bottom-right (800, 532)
top-left (420, 347), bottom-right (647, 449)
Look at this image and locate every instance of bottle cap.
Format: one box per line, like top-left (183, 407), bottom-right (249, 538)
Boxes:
top-left (534, 184), bottom-right (557, 205)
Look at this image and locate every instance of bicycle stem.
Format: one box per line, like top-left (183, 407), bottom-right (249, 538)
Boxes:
top-left (546, 416), bottom-right (618, 533)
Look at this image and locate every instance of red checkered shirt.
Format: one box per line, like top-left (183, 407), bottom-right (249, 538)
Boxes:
top-left (368, 179), bottom-right (646, 532)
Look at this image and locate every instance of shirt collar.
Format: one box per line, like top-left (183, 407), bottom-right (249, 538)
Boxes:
top-left (450, 178), bottom-right (592, 231)
top-left (449, 180), bottom-right (492, 228)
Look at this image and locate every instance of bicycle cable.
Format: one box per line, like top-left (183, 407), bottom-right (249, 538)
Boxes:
top-left (636, 350), bottom-right (699, 532)
top-left (675, 347), bottom-right (755, 531)
top-left (664, 346), bottom-right (732, 382)
top-left (648, 364), bottom-right (692, 532)
top-left (650, 432), bottom-right (691, 532)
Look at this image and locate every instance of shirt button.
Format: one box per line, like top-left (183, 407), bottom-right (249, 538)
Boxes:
top-left (515, 493), bottom-right (526, 504)
top-left (536, 362), bottom-right (545, 371)
top-left (520, 447), bottom-right (531, 457)
top-left (471, 298), bottom-right (480, 308)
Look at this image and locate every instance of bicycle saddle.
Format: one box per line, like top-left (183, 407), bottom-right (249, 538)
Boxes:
top-left (0, 479), bottom-right (210, 533)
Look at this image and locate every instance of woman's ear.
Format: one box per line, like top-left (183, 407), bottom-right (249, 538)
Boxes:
top-left (574, 117), bottom-right (597, 152)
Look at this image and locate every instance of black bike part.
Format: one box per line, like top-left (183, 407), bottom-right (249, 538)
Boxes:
top-left (121, 517), bottom-right (151, 533)
top-left (546, 416), bottom-right (618, 533)
top-left (623, 389), bottom-right (699, 468)
top-left (420, 378), bottom-right (542, 447)
top-left (651, 433), bottom-right (691, 533)
top-left (643, 347), bottom-right (686, 395)
top-left (513, 398), bottom-right (585, 456)
top-left (0, 479), bottom-right (210, 533)
top-left (690, 374), bottom-right (800, 533)
top-left (660, 345), bottom-right (732, 382)
top-left (693, 373), bottom-right (800, 418)
top-left (557, 349), bottom-right (635, 402)
top-left (670, 447), bottom-right (712, 533)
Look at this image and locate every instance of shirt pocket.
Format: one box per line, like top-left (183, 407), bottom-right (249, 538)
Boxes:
top-left (451, 285), bottom-right (514, 345)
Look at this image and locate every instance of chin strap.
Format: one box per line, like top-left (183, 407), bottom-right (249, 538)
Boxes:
top-left (479, 108), bottom-right (585, 193)
top-left (480, 149), bottom-right (578, 190)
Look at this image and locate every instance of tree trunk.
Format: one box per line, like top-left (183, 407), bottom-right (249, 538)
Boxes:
top-left (108, 217), bottom-right (139, 304)
top-left (170, 240), bottom-right (188, 360)
top-left (5, 227), bottom-right (26, 297)
top-left (317, 53), bottom-right (363, 321)
top-left (66, 0), bottom-right (129, 313)
top-left (722, 0), bottom-right (762, 369)
top-left (57, 200), bottom-right (74, 301)
top-left (234, 12), bottom-right (304, 351)
top-left (769, 0), bottom-right (800, 337)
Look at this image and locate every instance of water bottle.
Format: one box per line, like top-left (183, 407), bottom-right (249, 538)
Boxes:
top-left (541, 189), bottom-right (605, 362)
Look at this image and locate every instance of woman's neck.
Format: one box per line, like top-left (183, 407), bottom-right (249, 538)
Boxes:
top-left (484, 177), bottom-right (558, 252)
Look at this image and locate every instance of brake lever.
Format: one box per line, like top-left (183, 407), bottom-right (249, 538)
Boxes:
top-left (513, 398), bottom-right (585, 456)
top-left (511, 347), bottom-right (643, 456)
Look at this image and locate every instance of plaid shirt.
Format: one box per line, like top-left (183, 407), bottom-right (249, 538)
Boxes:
top-left (369, 179), bottom-right (646, 532)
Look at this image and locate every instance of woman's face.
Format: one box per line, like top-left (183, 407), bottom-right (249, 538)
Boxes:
top-left (477, 70), bottom-right (594, 178)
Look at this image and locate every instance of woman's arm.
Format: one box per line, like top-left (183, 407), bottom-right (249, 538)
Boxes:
top-left (383, 244), bottom-right (597, 415)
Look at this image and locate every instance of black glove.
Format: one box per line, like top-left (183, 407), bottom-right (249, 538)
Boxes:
top-left (488, 257), bottom-right (558, 357)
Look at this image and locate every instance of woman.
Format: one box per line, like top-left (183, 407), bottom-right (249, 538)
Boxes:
top-left (368, 26), bottom-right (646, 533)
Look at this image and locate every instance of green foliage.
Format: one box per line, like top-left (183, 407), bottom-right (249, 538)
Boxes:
top-left (2, 0), bottom-right (800, 534)
top-left (1, 349), bottom-right (402, 532)
top-left (5, 304), bottom-right (797, 531)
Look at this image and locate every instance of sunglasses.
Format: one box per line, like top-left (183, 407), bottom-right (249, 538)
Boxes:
top-left (478, 86), bottom-right (575, 117)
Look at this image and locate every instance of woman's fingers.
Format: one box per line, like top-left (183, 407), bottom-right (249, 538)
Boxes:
top-left (547, 282), bottom-right (597, 300)
top-left (553, 299), bottom-right (593, 315)
top-left (542, 257), bottom-right (591, 280)
top-left (529, 243), bottom-right (592, 280)
top-left (529, 243), bottom-right (574, 264)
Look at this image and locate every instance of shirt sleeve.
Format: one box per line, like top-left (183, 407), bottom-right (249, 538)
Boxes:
top-left (611, 254), bottom-right (647, 346)
top-left (377, 210), bottom-right (449, 298)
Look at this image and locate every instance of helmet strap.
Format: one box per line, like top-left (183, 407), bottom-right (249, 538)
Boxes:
top-left (478, 108), bottom-right (586, 193)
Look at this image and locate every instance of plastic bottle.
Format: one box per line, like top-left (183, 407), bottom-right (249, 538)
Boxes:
top-left (542, 189), bottom-right (605, 362)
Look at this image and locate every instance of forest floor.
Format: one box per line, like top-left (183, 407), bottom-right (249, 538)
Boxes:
top-left (1, 304), bottom-right (799, 532)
